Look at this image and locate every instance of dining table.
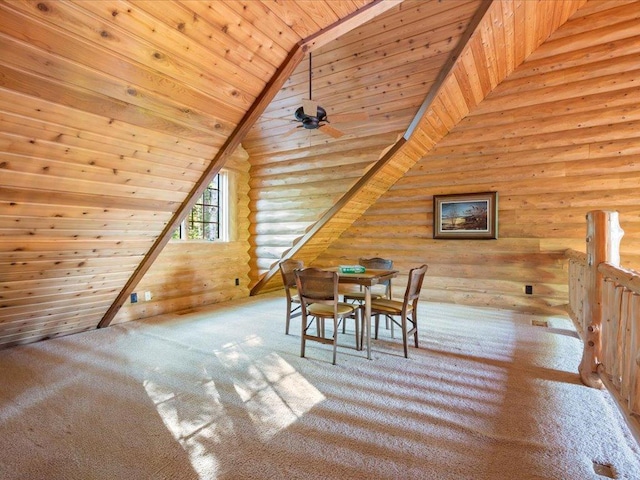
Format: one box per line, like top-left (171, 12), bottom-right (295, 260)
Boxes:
top-left (332, 267), bottom-right (399, 360)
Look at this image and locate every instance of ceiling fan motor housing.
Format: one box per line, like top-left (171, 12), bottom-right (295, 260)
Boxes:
top-left (294, 105), bottom-right (327, 129)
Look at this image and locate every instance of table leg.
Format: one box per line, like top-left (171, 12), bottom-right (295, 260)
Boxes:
top-left (365, 286), bottom-right (371, 360)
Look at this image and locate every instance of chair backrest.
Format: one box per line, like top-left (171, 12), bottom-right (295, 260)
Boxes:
top-left (294, 267), bottom-right (339, 307)
top-left (360, 257), bottom-right (393, 297)
top-left (279, 259), bottom-right (304, 290)
top-left (359, 257), bottom-right (393, 270)
top-left (403, 264), bottom-right (428, 307)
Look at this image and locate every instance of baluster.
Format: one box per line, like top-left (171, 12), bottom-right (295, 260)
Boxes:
top-left (620, 289), bottom-right (633, 399)
top-left (600, 279), bottom-right (615, 373)
top-left (609, 285), bottom-right (625, 389)
top-left (628, 293), bottom-right (640, 415)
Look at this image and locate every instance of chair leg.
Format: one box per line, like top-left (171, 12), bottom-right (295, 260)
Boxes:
top-left (374, 314), bottom-right (392, 339)
top-left (354, 310), bottom-right (360, 350)
top-left (374, 314), bottom-right (380, 339)
top-left (332, 317), bottom-right (339, 365)
top-left (410, 310), bottom-right (419, 349)
top-left (300, 314), bottom-right (307, 358)
top-left (359, 307), bottom-right (365, 351)
top-left (401, 313), bottom-right (409, 358)
top-left (285, 298), bottom-right (291, 335)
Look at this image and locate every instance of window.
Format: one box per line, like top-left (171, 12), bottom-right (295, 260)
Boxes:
top-left (172, 172), bottom-right (229, 241)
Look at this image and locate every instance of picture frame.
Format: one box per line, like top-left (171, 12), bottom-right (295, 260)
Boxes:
top-left (433, 192), bottom-right (498, 239)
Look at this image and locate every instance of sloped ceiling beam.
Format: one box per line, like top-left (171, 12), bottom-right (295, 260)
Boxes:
top-left (98, 0), bottom-right (401, 328)
top-left (251, 0), bottom-right (587, 295)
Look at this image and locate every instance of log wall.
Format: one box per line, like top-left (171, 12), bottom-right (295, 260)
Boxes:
top-left (316, 0), bottom-right (640, 314)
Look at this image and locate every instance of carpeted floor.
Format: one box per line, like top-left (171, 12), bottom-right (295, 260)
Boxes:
top-left (1, 292), bottom-right (639, 480)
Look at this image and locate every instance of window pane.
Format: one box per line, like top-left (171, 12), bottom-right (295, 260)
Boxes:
top-left (203, 205), bottom-right (218, 222)
top-left (169, 174), bottom-right (223, 242)
top-left (181, 174), bottom-right (221, 241)
top-left (204, 222), bottom-right (218, 241)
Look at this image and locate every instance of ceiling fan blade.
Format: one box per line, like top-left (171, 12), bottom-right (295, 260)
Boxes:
top-left (328, 111), bottom-right (369, 123)
top-left (282, 125), bottom-right (301, 138)
top-left (302, 99), bottom-right (318, 117)
top-left (319, 124), bottom-right (344, 139)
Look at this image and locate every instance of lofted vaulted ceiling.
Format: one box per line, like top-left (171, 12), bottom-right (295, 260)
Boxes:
top-left (0, 0), bottom-right (586, 347)
top-left (245, 0), bottom-right (586, 292)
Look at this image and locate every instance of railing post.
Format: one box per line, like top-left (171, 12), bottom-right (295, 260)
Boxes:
top-left (579, 210), bottom-right (624, 388)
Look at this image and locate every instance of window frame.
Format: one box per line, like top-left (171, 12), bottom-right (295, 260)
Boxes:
top-left (172, 170), bottom-right (229, 242)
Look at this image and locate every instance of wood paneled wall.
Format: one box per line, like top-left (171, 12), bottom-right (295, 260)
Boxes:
top-left (0, 0), bottom-right (376, 348)
top-left (316, 0), bottom-right (640, 314)
top-left (113, 148), bottom-right (251, 324)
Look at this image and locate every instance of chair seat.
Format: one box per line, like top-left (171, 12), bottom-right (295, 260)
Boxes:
top-left (308, 302), bottom-right (357, 317)
top-left (370, 298), bottom-right (403, 315)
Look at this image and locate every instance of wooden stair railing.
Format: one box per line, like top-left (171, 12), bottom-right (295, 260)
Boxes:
top-left (566, 210), bottom-right (640, 445)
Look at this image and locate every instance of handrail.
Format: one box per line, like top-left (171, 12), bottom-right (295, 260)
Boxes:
top-left (598, 262), bottom-right (640, 293)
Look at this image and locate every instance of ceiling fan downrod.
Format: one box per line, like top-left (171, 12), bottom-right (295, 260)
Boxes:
top-left (309, 52), bottom-right (312, 102)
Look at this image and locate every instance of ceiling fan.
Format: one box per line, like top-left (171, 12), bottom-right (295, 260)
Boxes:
top-left (284, 52), bottom-right (369, 139)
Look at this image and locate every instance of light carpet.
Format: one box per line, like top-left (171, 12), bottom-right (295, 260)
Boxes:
top-left (1, 292), bottom-right (639, 480)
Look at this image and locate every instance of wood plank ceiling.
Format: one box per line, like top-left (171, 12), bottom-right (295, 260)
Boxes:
top-left (0, 0), bottom-right (586, 347)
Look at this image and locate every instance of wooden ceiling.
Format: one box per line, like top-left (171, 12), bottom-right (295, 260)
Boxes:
top-left (0, 0), bottom-right (587, 347)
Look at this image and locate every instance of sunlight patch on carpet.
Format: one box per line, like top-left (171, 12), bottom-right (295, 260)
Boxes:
top-left (143, 375), bottom-right (232, 477)
top-left (215, 336), bottom-right (325, 440)
top-left (142, 335), bottom-right (324, 478)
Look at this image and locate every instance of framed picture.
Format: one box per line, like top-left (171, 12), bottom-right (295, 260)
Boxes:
top-left (433, 192), bottom-right (498, 239)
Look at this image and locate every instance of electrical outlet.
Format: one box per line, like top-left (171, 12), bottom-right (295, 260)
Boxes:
top-left (235, 278), bottom-right (240, 286)
top-left (144, 291), bottom-right (152, 301)
top-left (525, 285), bottom-right (533, 295)
top-left (130, 292), bottom-right (138, 303)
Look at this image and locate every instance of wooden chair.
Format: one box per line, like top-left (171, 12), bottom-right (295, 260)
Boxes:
top-left (342, 257), bottom-right (393, 303)
top-left (370, 264), bottom-right (428, 358)
top-left (343, 257), bottom-right (393, 335)
top-left (279, 258), bottom-right (304, 335)
top-left (294, 267), bottom-right (361, 364)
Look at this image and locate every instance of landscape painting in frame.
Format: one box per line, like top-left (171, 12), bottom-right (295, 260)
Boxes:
top-left (433, 192), bottom-right (498, 239)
